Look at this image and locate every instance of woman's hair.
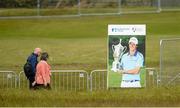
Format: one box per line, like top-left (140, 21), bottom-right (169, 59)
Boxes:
top-left (40, 52), bottom-right (49, 61)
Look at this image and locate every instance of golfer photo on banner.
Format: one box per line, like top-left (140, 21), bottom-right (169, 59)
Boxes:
top-left (107, 25), bottom-right (146, 88)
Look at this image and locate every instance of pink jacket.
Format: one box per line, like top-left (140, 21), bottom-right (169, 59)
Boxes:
top-left (35, 60), bottom-right (51, 84)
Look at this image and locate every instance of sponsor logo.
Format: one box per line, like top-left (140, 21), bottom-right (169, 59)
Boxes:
top-left (112, 27), bottom-right (130, 32)
top-left (132, 27), bottom-right (144, 33)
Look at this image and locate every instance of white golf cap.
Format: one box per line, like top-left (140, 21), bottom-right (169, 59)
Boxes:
top-left (129, 37), bottom-right (138, 45)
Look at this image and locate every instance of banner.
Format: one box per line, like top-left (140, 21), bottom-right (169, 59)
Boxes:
top-left (108, 24), bottom-right (146, 88)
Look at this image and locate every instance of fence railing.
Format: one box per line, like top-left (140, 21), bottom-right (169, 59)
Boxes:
top-left (0, 0), bottom-right (167, 18)
top-left (18, 71), bottom-right (28, 88)
top-left (90, 69), bottom-right (107, 91)
top-left (0, 68), bottom-right (159, 90)
top-left (146, 68), bottom-right (159, 87)
top-left (50, 70), bottom-right (89, 91)
top-left (0, 71), bottom-right (17, 88)
top-left (19, 70), bottom-right (89, 91)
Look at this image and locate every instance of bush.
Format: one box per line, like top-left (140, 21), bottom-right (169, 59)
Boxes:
top-left (0, 0), bottom-right (37, 8)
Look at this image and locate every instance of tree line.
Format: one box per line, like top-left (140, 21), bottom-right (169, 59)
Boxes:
top-left (0, 0), bottom-right (37, 8)
top-left (0, 0), bottom-right (157, 8)
top-left (0, 0), bottom-right (77, 8)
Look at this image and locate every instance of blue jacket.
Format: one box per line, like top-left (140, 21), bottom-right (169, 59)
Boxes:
top-left (27, 53), bottom-right (38, 74)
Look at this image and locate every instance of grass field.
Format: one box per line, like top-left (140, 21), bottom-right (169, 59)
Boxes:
top-left (0, 87), bottom-right (179, 107)
top-left (0, 7), bottom-right (158, 17)
top-left (0, 11), bottom-right (180, 106)
top-left (108, 67), bottom-right (146, 87)
top-left (0, 11), bottom-right (180, 71)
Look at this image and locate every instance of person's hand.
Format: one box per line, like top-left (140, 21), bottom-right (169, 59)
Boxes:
top-left (44, 83), bottom-right (47, 87)
top-left (117, 69), bottom-right (123, 74)
top-left (32, 81), bottom-right (36, 86)
top-left (117, 70), bottom-right (127, 74)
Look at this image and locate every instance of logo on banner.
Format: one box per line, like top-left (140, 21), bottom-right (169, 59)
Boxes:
top-left (112, 28), bottom-right (129, 33)
top-left (132, 27), bottom-right (136, 32)
top-left (132, 26), bottom-right (144, 33)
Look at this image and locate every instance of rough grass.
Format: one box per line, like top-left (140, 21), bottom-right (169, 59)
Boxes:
top-left (0, 11), bottom-right (180, 107)
top-left (0, 87), bottom-right (179, 107)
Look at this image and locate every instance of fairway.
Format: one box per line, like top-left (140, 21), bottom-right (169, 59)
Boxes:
top-left (0, 11), bottom-right (180, 71)
top-left (0, 38), bottom-right (106, 71)
top-left (0, 11), bottom-right (180, 106)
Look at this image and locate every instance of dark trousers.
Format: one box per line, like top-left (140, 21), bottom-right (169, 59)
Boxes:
top-left (28, 76), bottom-right (35, 89)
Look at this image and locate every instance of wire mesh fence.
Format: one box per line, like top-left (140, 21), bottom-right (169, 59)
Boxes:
top-left (161, 0), bottom-right (180, 11)
top-left (160, 38), bottom-right (180, 86)
top-left (1, 0), bottom-right (180, 18)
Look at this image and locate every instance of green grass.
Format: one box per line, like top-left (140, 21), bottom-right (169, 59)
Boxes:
top-left (108, 67), bottom-right (146, 87)
top-left (0, 7), bottom-right (159, 17)
top-left (0, 38), bottom-right (106, 72)
top-left (0, 8), bottom-right (79, 16)
top-left (0, 11), bottom-right (180, 71)
top-left (0, 11), bottom-right (180, 106)
top-left (0, 87), bottom-right (179, 107)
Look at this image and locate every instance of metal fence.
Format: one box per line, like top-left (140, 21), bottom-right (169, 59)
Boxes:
top-left (19, 70), bottom-right (89, 91)
top-left (0, 68), bottom-right (158, 90)
top-left (2, 0), bottom-right (179, 18)
top-left (0, 71), bottom-right (17, 88)
top-left (90, 68), bottom-right (158, 90)
top-left (90, 69), bottom-right (107, 91)
top-left (146, 68), bottom-right (159, 87)
top-left (1, 0), bottom-right (180, 18)
top-left (18, 71), bottom-right (29, 88)
top-left (161, 0), bottom-right (180, 11)
top-left (160, 38), bottom-right (180, 86)
top-left (50, 70), bottom-right (89, 91)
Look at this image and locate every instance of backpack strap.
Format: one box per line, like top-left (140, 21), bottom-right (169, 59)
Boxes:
top-left (27, 53), bottom-right (33, 62)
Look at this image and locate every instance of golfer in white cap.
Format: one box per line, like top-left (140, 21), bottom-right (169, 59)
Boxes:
top-left (118, 37), bottom-right (144, 88)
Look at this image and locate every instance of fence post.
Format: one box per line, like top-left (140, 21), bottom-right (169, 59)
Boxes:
top-left (18, 71), bottom-right (25, 88)
top-left (157, 0), bottom-right (162, 12)
top-left (118, 0), bottom-right (122, 14)
top-left (90, 72), bottom-right (93, 92)
top-left (15, 73), bottom-right (18, 88)
top-left (146, 67), bottom-right (159, 87)
top-left (159, 39), bottom-right (163, 87)
top-left (37, 0), bottom-right (40, 16)
top-left (78, 0), bottom-right (81, 16)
